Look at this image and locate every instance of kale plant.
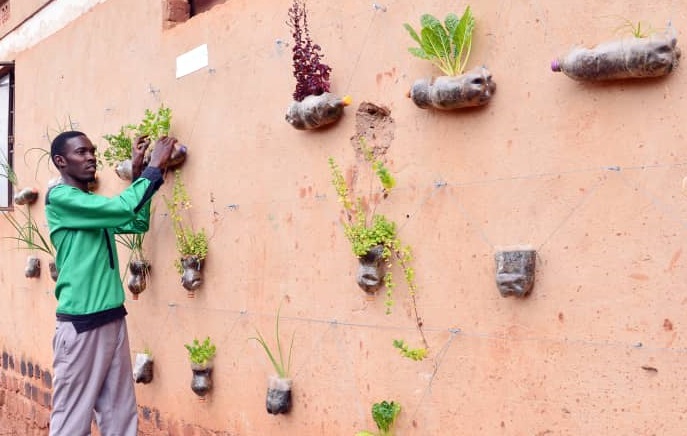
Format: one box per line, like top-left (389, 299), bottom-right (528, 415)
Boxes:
top-left (287, 0), bottom-right (332, 101)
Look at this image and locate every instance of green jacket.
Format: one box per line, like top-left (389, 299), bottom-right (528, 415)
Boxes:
top-left (46, 167), bottom-right (163, 317)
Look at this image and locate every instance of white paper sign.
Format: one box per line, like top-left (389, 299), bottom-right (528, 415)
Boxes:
top-left (176, 44), bottom-right (209, 79)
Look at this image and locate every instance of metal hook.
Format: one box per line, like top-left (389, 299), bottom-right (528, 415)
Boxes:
top-left (372, 3), bottom-right (387, 12)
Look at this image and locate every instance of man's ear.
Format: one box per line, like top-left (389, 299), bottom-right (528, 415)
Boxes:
top-left (52, 155), bottom-right (66, 169)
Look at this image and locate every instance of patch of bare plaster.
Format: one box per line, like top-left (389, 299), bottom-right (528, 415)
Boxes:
top-left (350, 102), bottom-right (394, 161)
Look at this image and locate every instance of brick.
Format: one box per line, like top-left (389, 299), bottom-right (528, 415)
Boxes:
top-left (35, 406), bottom-right (50, 429)
top-left (41, 370), bottom-right (52, 389)
top-left (163, 0), bottom-right (190, 23)
top-left (39, 390), bottom-right (51, 408)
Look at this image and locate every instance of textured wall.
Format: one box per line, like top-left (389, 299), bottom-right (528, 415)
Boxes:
top-left (1, 0), bottom-right (686, 434)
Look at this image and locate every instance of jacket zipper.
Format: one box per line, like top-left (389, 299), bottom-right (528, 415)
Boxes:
top-left (103, 229), bottom-right (114, 269)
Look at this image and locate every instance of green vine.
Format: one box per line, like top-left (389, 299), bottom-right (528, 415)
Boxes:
top-left (329, 140), bottom-right (427, 349)
top-left (392, 339), bottom-right (427, 361)
top-left (164, 170), bottom-right (208, 273)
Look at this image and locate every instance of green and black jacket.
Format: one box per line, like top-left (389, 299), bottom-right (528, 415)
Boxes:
top-left (45, 167), bottom-right (164, 333)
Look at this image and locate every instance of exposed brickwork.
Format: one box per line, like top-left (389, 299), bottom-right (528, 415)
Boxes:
top-left (0, 1), bottom-right (9, 26)
top-left (0, 349), bottom-right (232, 435)
top-left (0, 351), bottom-right (50, 435)
top-left (162, 0), bottom-right (190, 28)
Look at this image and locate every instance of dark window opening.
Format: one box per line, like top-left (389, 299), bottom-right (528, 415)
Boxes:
top-left (0, 62), bottom-right (14, 210)
top-left (190, 0), bottom-right (226, 16)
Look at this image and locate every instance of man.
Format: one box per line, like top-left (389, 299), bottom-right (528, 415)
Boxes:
top-left (45, 131), bottom-right (175, 435)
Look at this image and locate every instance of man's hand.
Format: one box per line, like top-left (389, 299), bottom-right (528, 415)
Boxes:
top-left (131, 136), bottom-right (150, 180)
top-left (148, 136), bottom-right (177, 169)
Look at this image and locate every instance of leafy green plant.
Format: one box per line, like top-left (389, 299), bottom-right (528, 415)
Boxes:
top-left (250, 305), bottom-right (294, 379)
top-left (184, 337), bottom-right (216, 367)
top-left (164, 170), bottom-right (209, 273)
top-left (102, 104), bottom-right (172, 167)
top-left (329, 152), bottom-right (415, 313)
top-left (404, 6), bottom-right (475, 76)
top-left (329, 144), bottom-right (427, 349)
top-left (2, 206), bottom-right (54, 256)
top-left (392, 339), bottom-right (427, 361)
top-left (356, 400), bottom-right (401, 436)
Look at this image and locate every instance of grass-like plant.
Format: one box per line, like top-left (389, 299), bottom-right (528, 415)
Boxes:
top-left (0, 149), bottom-right (17, 187)
top-left (250, 305), bottom-right (294, 379)
top-left (2, 206), bottom-right (54, 256)
top-left (404, 6), bottom-right (475, 76)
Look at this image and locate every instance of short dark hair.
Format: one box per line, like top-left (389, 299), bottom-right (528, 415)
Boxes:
top-left (50, 131), bottom-right (86, 164)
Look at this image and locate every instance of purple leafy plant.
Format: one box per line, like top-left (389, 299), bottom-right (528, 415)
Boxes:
top-left (288, 0), bottom-right (332, 102)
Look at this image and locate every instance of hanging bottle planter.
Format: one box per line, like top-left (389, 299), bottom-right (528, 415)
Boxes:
top-left (24, 255), bottom-right (41, 278)
top-left (409, 66), bottom-right (496, 110)
top-left (285, 93), bottom-right (351, 130)
top-left (115, 144), bottom-right (188, 181)
top-left (494, 247), bottom-right (536, 297)
top-left (127, 260), bottom-right (150, 300)
top-left (266, 375), bottom-right (293, 415)
top-left (49, 260), bottom-right (58, 282)
top-left (185, 337), bottom-right (216, 401)
top-left (180, 255), bottom-right (204, 297)
top-left (103, 105), bottom-right (188, 181)
top-left (284, 0), bottom-right (350, 130)
top-left (551, 31), bottom-right (680, 81)
top-left (404, 6), bottom-right (496, 111)
top-left (250, 305), bottom-right (295, 415)
top-left (13, 187), bottom-right (39, 206)
top-left (190, 362), bottom-right (213, 399)
top-left (165, 171), bottom-right (209, 298)
top-left (356, 244), bottom-right (386, 294)
top-left (132, 352), bottom-right (154, 384)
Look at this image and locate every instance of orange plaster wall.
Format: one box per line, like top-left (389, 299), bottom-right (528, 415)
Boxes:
top-left (1, 0), bottom-right (687, 434)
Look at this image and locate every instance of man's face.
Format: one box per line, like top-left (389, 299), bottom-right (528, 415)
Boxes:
top-left (54, 135), bottom-right (97, 186)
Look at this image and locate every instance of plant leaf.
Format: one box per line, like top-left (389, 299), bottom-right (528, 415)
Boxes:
top-left (402, 23), bottom-right (422, 46)
top-left (407, 47), bottom-right (431, 60)
top-left (421, 24), bottom-right (452, 75)
top-left (454, 6), bottom-right (475, 73)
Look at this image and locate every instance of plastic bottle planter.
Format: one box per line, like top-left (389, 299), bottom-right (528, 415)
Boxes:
top-left (266, 375), bottom-right (292, 415)
top-left (180, 255), bottom-right (203, 297)
top-left (127, 260), bottom-right (151, 300)
top-left (132, 353), bottom-right (154, 384)
top-left (13, 187), bottom-right (39, 205)
top-left (115, 144), bottom-right (188, 181)
top-left (494, 248), bottom-right (536, 298)
top-left (48, 260), bottom-right (58, 282)
top-left (190, 362), bottom-right (213, 400)
top-left (285, 92), bottom-right (349, 130)
top-left (24, 255), bottom-right (41, 278)
top-left (356, 245), bottom-right (386, 294)
top-left (552, 33), bottom-right (680, 81)
top-left (409, 66), bottom-right (496, 110)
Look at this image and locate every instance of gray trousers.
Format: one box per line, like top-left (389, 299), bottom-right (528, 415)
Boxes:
top-left (50, 318), bottom-right (138, 436)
